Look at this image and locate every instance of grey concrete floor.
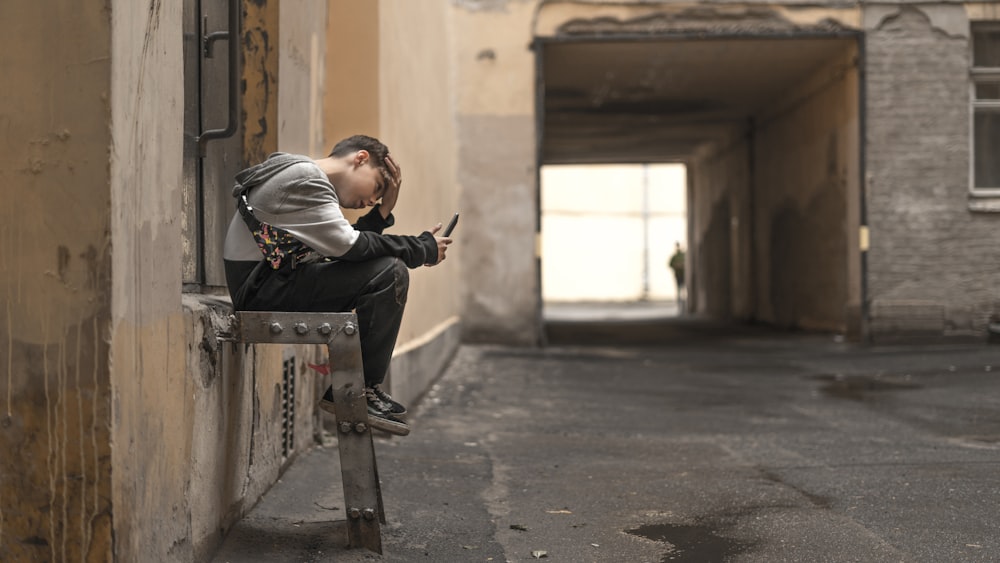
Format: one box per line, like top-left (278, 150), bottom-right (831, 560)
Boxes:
top-left (211, 315), bottom-right (1000, 562)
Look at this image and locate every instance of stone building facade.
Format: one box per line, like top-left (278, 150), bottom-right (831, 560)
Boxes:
top-left (2, 1), bottom-right (998, 562)
top-left (449, 1), bottom-right (1000, 344)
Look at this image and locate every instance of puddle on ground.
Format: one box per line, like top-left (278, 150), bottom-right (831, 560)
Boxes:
top-left (812, 373), bottom-right (921, 401)
top-left (625, 523), bottom-right (751, 562)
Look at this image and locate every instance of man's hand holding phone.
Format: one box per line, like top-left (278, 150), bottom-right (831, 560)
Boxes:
top-left (426, 212), bottom-right (458, 266)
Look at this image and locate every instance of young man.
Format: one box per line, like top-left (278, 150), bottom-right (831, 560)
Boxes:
top-left (668, 241), bottom-right (685, 313)
top-left (223, 135), bottom-right (452, 435)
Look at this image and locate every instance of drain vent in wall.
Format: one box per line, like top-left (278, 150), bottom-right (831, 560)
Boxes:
top-left (281, 356), bottom-right (296, 458)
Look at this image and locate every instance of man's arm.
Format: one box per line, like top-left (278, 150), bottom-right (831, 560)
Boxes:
top-left (353, 205), bottom-right (394, 233)
top-left (343, 155), bottom-right (451, 267)
top-left (339, 230), bottom-right (438, 268)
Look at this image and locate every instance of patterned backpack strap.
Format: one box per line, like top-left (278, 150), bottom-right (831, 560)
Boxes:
top-left (237, 187), bottom-right (314, 270)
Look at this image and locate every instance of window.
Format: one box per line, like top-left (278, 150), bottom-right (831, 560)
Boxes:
top-left (971, 23), bottom-right (1000, 196)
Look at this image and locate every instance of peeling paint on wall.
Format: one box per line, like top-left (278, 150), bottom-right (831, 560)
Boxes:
top-left (865, 4), bottom-right (968, 37)
top-left (243, 0), bottom-right (279, 164)
top-left (452, 0), bottom-right (526, 12)
top-left (534, 3), bottom-right (861, 37)
top-left (1, 315), bottom-right (112, 563)
top-left (554, 7), bottom-right (854, 36)
top-left (2, 0), bottom-right (115, 558)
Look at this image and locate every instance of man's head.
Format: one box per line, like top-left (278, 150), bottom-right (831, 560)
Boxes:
top-left (326, 135), bottom-right (396, 209)
top-left (330, 135), bottom-right (390, 171)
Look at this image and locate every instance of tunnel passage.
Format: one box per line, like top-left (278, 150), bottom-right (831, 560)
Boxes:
top-left (539, 32), bottom-right (863, 337)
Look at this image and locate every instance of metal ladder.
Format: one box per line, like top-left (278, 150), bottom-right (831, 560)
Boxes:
top-left (235, 311), bottom-right (385, 554)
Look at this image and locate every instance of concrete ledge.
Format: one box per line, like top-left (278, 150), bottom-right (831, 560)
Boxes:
top-left (387, 316), bottom-right (462, 409)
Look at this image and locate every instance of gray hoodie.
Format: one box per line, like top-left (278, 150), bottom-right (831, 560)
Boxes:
top-left (223, 153), bottom-right (436, 268)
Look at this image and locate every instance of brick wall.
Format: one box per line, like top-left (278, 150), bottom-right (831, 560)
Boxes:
top-left (864, 5), bottom-right (1000, 340)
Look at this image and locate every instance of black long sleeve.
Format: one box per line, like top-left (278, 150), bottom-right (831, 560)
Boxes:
top-left (342, 204), bottom-right (437, 267)
top-left (352, 204), bottom-right (394, 234)
top-left (340, 230), bottom-right (438, 268)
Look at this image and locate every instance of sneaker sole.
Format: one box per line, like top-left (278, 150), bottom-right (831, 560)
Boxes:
top-left (319, 399), bottom-right (410, 437)
top-left (367, 415), bottom-right (410, 436)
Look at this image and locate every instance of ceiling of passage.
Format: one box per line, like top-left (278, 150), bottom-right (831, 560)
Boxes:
top-left (542, 37), bottom-right (855, 164)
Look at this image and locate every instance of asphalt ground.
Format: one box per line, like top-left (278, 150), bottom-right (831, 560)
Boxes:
top-left (212, 314), bottom-right (1000, 562)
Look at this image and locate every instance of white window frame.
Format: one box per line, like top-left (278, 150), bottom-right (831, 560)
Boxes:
top-left (970, 22), bottom-right (1000, 199)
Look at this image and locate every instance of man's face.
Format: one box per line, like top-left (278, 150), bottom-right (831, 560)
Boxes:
top-left (338, 151), bottom-right (388, 209)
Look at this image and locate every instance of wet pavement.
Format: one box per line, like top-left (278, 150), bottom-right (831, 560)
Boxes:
top-left (211, 312), bottom-right (1000, 562)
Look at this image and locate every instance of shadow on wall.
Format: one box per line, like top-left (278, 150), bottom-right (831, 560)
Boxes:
top-left (769, 180), bottom-right (846, 331)
top-left (699, 198), bottom-right (732, 318)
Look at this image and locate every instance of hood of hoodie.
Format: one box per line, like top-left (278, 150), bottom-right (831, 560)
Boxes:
top-left (224, 152), bottom-right (363, 263)
top-left (231, 152), bottom-right (311, 197)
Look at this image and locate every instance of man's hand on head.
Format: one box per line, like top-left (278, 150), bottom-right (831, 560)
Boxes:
top-left (385, 154), bottom-right (402, 187)
top-left (379, 155), bottom-right (402, 219)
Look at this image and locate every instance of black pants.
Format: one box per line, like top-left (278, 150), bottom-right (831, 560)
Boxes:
top-left (226, 257), bottom-right (408, 387)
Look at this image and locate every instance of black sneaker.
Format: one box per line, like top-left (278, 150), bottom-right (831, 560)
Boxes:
top-left (319, 387), bottom-right (410, 436)
top-left (364, 388), bottom-right (410, 435)
top-left (370, 384), bottom-right (407, 415)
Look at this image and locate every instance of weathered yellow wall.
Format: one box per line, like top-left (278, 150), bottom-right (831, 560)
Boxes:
top-left (279, 0), bottom-right (327, 156)
top-left (372, 0), bottom-right (464, 400)
top-left (3, 1), bottom-right (346, 561)
top-left (107, 0), bottom-right (190, 560)
top-left (188, 2), bottom-right (329, 560)
top-left (0, 0), bottom-right (115, 561)
top-left (112, 0), bottom-right (328, 559)
top-left (380, 0), bottom-right (462, 343)
top-left (244, 0), bottom-right (281, 165)
top-left (455, 2), bottom-right (537, 117)
top-left (326, 0), bottom-right (463, 344)
top-left (452, 1), bottom-right (540, 344)
top-left (325, 0), bottom-right (381, 150)
top-left (327, 0), bottom-right (541, 354)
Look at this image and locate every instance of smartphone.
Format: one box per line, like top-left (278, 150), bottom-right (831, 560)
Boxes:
top-left (443, 212), bottom-right (460, 237)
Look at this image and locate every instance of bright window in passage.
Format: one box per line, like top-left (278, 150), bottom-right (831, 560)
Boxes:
top-left (971, 22), bottom-right (1000, 194)
top-left (541, 163), bottom-right (687, 302)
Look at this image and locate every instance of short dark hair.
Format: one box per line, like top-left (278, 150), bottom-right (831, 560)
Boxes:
top-left (329, 135), bottom-right (390, 172)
